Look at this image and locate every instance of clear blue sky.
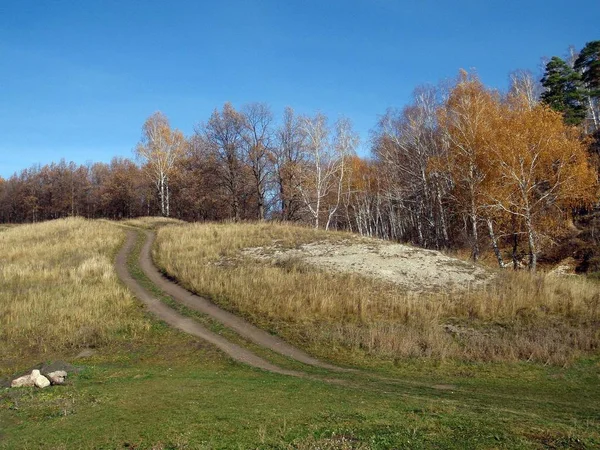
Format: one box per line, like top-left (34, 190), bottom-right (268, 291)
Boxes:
top-left (1, 0), bottom-right (598, 178)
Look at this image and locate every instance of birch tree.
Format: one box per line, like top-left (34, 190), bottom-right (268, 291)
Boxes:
top-left (438, 71), bottom-right (498, 260)
top-left (341, 156), bottom-right (384, 237)
top-left (297, 113), bottom-right (356, 229)
top-left (326, 117), bottom-right (359, 229)
top-left (488, 100), bottom-right (597, 271)
top-left (374, 85), bottom-right (449, 248)
top-left (135, 112), bottom-right (185, 217)
top-left (297, 113), bottom-right (330, 228)
top-left (508, 69), bottom-right (541, 110)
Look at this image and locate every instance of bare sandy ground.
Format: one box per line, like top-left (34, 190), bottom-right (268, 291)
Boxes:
top-left (243, 239), bottom-right (491, 292)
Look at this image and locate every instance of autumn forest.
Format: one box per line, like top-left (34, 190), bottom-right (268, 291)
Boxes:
top-left (1, 41), bottom-right (599, 272)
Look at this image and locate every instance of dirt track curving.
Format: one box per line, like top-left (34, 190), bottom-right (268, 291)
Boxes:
top-left (115, 228), bottom-right (471, 393)
top-left (115, 230), bottom-right (303, 377)
top-left (139, 230), bottom-right (346, 371)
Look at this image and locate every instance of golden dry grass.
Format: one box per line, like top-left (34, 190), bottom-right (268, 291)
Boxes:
top-left (0, 217), bottom-right (149, 359)
top-left (0, 224), bottom-right (17, 232)
top-left (120, 216), bottom-right (184, 230)
top-left (155, 222), bottom-right (600, 365)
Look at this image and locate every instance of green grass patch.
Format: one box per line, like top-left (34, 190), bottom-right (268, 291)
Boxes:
top-left (2, 348), bottom-right (599, 449)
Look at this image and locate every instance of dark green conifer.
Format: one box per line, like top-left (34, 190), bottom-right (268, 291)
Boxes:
top-left (540, 56), bottom-right (586, 125)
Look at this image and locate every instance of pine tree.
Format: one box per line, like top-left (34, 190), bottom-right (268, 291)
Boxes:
top-left (540, 56), bottom-right (586, 126)
top-left (575, 41), bottom-right (600, 95)
top-left (574, 40), bottom-right (600, 132)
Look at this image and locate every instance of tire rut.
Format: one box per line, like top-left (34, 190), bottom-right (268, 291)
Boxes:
top-left (140, 230), bottom-right (349, 373)
top-left (115, 230), bottom-right (304, 377)
top-left (115, 228), bottom-right (476, 398)
top-left (115, 227), bottom-right (543, 407)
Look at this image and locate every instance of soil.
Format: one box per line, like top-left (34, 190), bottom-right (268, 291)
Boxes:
top-left (112, 227), bottom-right (474, 392)
top-left (139, 231), bottom-right (344, 371)
top-left (115, 230), bottom-right (351, 378)
top-left (115, 230), bottom-right (302, 377)
top-left (243, 239), bottom-right (492, 292)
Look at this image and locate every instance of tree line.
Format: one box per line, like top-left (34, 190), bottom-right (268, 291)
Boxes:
top-left (1, 40), bottom-right (598, 271)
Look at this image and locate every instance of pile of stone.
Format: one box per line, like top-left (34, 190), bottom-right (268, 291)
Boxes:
top-left (10, 362), bottom-right (73, 389)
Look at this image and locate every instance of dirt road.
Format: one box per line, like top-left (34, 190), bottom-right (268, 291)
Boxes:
top-left (138, 230), bottom-right (344, 371)
top-left (115, 230), bottom-right (304, 377)
top-left (114, 228), bottom-right (465, 392)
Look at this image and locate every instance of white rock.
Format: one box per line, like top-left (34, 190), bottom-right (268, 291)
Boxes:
top-left (11, 374), bottom-right (34, 388)
top-left (548, 257), bottom-right (578, 276)
top-left (47, 370), bottom-right (67, 385)
top-left (32, 371), bottom-right (51, 388)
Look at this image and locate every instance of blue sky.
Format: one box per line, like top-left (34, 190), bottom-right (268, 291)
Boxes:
top-left (1, 0), bottom-right (598, 178)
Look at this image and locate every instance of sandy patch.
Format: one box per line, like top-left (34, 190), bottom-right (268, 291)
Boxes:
top-left (243, 239), bottom-right (491, 292)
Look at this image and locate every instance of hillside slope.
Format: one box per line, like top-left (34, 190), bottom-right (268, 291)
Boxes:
top-left (155, 222), bottom-right (600, 365)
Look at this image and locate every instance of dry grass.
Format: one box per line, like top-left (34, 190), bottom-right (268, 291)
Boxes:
top-left (155, 222), bottom-right (600, 365)
top-left (120, 216), bottom-right (185, 230)
top-left (0, 217), bottom-right (149, 359)
top-left (0, 224), bottom-right (17, 232)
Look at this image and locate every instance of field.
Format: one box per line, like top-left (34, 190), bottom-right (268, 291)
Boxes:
top-left (1, 218), bottom-right (599, 449)
top-left (155, 222), bottom-right (600, 366)
top-left (0, 218), bottom-right (149, 365)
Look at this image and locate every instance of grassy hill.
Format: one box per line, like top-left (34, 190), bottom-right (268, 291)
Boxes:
top-left (0, 217), bottom-right (149, 364)
top-left (155, 222), bottom-right (599, 366)
top-left (1, 218), bottom-right (599, 449)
